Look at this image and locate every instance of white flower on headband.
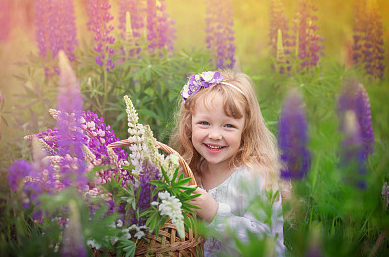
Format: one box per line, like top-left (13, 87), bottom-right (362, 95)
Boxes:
top-left (181, 71), bottom-right (224, 101)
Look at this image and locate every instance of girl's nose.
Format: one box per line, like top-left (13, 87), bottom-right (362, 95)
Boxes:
top-left (208, 127), bottom-right (222, 140)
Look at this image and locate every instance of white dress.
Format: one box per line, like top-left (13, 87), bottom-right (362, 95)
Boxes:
top-left (202, 165), bottom-right (285, 256)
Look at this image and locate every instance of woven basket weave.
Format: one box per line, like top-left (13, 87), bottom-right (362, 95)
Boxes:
top-left (104, 139), bottom-right (204, 257)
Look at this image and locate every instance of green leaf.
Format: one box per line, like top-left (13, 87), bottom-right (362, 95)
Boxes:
top-left (173, 177), bottom-right (192, 186)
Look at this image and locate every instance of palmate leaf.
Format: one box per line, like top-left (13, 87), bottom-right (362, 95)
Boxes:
top-left (118, 238), bottom-right (136, 257)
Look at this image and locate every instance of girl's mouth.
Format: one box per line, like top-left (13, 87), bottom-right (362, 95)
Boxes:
top-left (205, 144), bottom-right (225, 150)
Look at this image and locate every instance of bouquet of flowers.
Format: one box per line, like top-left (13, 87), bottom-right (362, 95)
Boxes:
top-left (9, 93), bottom-right (203, 256)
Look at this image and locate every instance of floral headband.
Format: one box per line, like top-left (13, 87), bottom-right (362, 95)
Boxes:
top-left (181, 71), bottom-right (244, 101)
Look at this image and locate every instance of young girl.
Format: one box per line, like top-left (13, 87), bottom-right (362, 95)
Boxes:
top-left (171, 70), bottom-right (286, 256)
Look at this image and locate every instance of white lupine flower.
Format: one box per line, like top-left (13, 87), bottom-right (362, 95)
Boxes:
top-left (134, 231), bottom-right (145, 239)
top-left (124, 95), bottom-right (139, 126)
top-left (158, 191), bottom-right (171, 200)
top-left (162, 154), bottom-right (180, 179)
top-left (110, 236), bottom-right (119, 245)
top-left (123, 232), bottom-right (132, 240)
top-left (155, 191), bottom-right (185, 239)
top-left (116, 219), bottom-right (123, 228)
top-left (129, 224), bottom-right (139, 231)
top-left (87, 239), bottom-right (101, 250)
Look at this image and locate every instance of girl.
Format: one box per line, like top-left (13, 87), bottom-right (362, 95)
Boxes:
top-left (171, 70), bottom-right (287, 256)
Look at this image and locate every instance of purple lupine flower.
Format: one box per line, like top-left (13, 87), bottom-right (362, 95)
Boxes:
top-left (269, 0), bottom-right (292, 74)
top-left (155, 0), bottom-right (176, 54)
top-left (291, 0), bottom-right (324, 73)
top-left (337, 80), bottom-right (374, 158)
top-left (34, 0), bottom-right (78, 77)
top-left (8, 159), bottom-right (32, 192)
top-left (146, 0), bottom-right (158, 52)
top-left (0, 0), bottom-right (11, 42)
top-left (81, 110), bottom-right (132, 185)
top-left (205, 0), bottom-right (236, 69)
top-left (24, 109), bottom-right (133, 186)
top-left (352, 0), bottom-right (385, 80)
top-left (24, 128), bottom-right (59, 155)
top-left (338, 110), bottom-right (366, 189)
top-left (269, 0), bottom-right (291, 55)
top-left (56, 51), bottom-right (87, 188)
top-left (278, 90), bottom-right (311, 180)
top-left (118, 0), bottom-right (145, 39)
top-left (86, 0), bottom-right (115, 71)
top-left (136, 161), bottom-right (161, 225)
top-left (117, 0), bottom-right (145, 58)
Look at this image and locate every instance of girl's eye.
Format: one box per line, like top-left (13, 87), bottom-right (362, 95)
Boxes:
top-left (200, 121), bottom-right (209, 126)
top-left (225, 124), bottom-right (234, 128)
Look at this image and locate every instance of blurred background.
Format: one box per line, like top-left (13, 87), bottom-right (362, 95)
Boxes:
top-left (0, 0), bottom-right (388, 158)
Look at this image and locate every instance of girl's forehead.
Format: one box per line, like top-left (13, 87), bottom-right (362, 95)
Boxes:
top-left (193, 91), bottom-right (245, 118)
top-left (195, 92), bottom-right (223, 110)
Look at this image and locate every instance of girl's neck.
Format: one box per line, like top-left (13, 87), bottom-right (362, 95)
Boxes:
top-left (200, 160), bottom-right (236, 191)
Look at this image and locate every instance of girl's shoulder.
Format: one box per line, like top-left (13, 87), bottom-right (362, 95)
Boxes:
top-left (231, 165), bottom-right (265, 189)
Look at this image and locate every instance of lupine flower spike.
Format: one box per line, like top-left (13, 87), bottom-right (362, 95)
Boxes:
top-left (86, 0), bottom-right (115, 71)
top-left (146, 0), bottom-right (176, 54)
top-left (34, 0), bottom-right (78, 76)
top-left (57, 51), bottom-right (87, 188)
top-left (337, 80), bottom-right (374, 158)
top-left (205, 0), bottom-right (236, 69)
top-left (291, 0), bottom-right (324, 73)
top-left (339, 111), bottom-right (366, 189)
top-left (352, 0), bottom-right (385, 80)
top-left (278, 89), bottom-right (311, 180)
top-left (269, 0), bottom-right (291, 73)
top-left (337, 79), bottom-right (374, 189)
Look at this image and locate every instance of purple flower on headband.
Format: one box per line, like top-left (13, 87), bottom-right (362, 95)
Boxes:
top-left (181, 71), bottom-right (224, 101)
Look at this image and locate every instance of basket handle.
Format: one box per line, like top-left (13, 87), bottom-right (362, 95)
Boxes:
top-left (108, 139), bottom-right (197, 186)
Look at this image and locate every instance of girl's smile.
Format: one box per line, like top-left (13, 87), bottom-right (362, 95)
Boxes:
top-left (191, 95), bottom-right (245, 172)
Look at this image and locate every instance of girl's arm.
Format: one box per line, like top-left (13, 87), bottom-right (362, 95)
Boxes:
top-left (189, 187), bottom-right (218, 222)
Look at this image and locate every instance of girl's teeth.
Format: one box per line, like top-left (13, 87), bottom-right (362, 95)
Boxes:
top-left (207, 144), bottom-right (222, 149)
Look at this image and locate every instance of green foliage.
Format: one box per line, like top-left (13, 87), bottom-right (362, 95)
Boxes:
top-left (140, 167), bottom-right (200, 235)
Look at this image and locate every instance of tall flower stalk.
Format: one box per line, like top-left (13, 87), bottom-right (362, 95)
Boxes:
top-left (337, 79), bottom-right (374, 159)
top-left (205, 0), bottom-right (236, 69)
top-left (118, 0), bottom-right (175, 56)
top-left (352, 0), bottom-right (385, 80)
top-left (337, 79), bottom-right (375, 189)
top-left (291, 0), bottom-right (323, 73)
top-left (146, 0), bottom-right (175, 54)
top-left (338, 111), bottom-right (366, 189)
top-left (34, 0), bottom-right (78, 77)
top-left (56, 51), bottom-right (87, 188)
top-left (269, 0), bottom-right (291, 73)
top-left (86, 0), bottom-right (115, 111)
top-left (278, 90), bottom-right (311, 180)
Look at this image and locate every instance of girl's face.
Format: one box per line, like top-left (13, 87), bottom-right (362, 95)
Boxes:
top-left (191, 95), bottom-right (245, 171)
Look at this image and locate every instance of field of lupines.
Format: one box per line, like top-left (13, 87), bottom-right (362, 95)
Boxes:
top-left (0, 0), bottom-right (389, 256)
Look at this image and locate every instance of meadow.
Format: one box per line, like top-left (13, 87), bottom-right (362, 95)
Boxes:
top-left (0, 0), bottom-right (388, 256)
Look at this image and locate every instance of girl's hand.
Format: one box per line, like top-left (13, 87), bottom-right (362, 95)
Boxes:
top-left (190, 187), bottom-right (218, 222)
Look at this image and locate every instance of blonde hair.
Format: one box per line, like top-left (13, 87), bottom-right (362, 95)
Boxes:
top-left (171, 70), bottom-right (288, 195)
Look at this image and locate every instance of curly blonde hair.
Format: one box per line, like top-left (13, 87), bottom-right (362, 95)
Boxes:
top-left (171, 70), bottom-right (290, 196)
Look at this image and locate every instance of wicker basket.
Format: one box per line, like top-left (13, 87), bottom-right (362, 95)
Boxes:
top-left (104, 139), bottom-right (204, 257)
